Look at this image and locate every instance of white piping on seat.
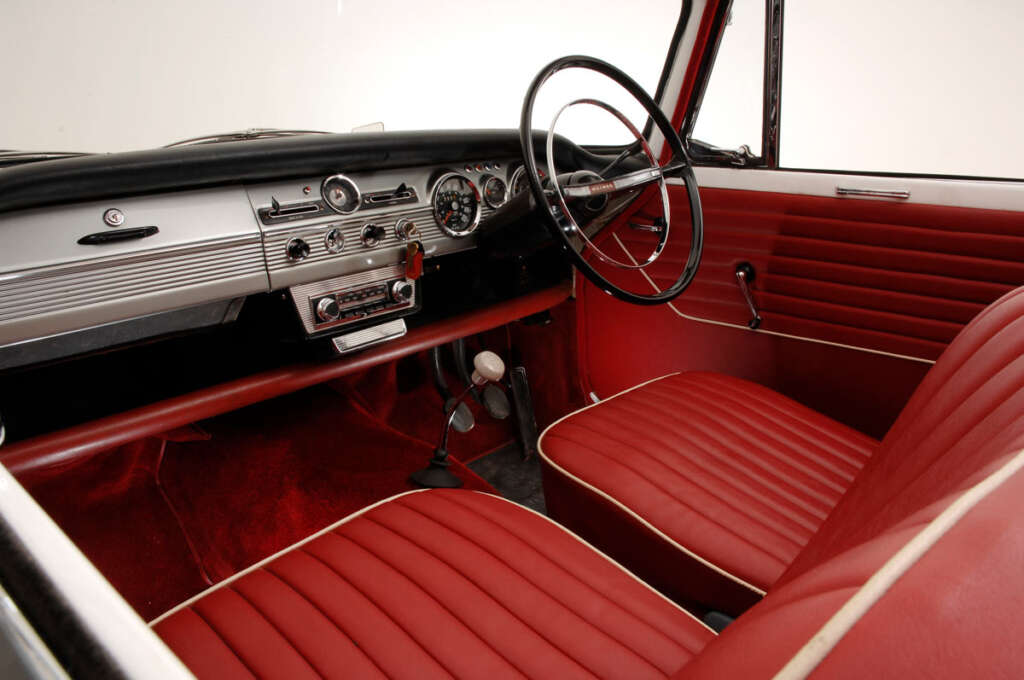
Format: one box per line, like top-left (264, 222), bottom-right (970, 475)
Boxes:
top-left (773, 447), bottom-right (1024, 679)
top-left (148, 488), bottom-right (430, 626)
top-left (610, 232), bottom-right (936, 366)
top-left (537, 373), bottom-right (768, 598)
top-left (470, 490), bottom-right (718, 636)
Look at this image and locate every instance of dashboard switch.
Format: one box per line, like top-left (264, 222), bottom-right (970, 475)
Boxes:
top-left (361, 223), bottom-right (386, 247)
top-left (286, 237), bottom-right (310, 261)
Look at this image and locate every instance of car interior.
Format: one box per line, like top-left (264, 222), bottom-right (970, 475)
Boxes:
top-left (1, 1), bottom-right (1023, 678)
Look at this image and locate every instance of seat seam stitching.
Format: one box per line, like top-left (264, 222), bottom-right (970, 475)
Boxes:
top-left (396, 495), bottom-right (700, 660)
top-left (548, 429), bottom-right (796, 565)
top-left (675, 377), bottom-right (876, 463)
top-left (643, 383), bottom-right (861, 485)
top-left (349, 515), bottom-right (635, 679)
top-left (619, 392), bottom-right (850, 496)
top-left (297, 544), bottom-right (458, 680)
top-left (584, 406), bottom-right (830, 531)
top-left (259, 566), bottom-right (390, 679)
top-left (187, 604), bottom-right (261, 679)
top-left (226, 583), bottom-right (326, 679)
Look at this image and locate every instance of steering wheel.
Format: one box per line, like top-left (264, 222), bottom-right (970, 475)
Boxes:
top-left (519, 55), bottom-right (703, 305)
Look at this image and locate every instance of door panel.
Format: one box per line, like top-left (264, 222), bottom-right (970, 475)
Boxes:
top-left (579, 175), bottom-right (1024, 437)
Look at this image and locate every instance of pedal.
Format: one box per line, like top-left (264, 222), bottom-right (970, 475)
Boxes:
top-left (331, 319), bottom-right (406, 355)
top-left (481, 384), bottom-right (511, 420)
top-left (509, 366), bottom-right (539, 459)
top-left (445, 398), bottom-right (475, 433)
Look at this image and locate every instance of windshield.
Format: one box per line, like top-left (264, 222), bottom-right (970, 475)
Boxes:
top-left (2, 0), bottom-right (682, 154)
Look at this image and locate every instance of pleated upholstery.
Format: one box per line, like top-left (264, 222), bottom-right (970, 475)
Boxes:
top-left (154, 490), bottom-right (715, 679)
top-left (539, 372), bottom-right (878, 592)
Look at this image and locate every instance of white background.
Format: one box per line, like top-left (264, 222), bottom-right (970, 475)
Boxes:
top-left (0, 0), bottom-right (681, 152)
top-left (693, 0), bottom-right (1024, 179)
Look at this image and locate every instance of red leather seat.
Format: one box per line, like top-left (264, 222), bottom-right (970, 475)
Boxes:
top-left (152, 489), bottom-right (716, 679)
top-left (155, 289), bottom-right (1024, 678)
top-left (539, 371), bottom-right (878, 614)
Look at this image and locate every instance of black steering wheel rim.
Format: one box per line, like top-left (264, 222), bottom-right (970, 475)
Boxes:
top-left (519, 54), bottom-right (704, 306)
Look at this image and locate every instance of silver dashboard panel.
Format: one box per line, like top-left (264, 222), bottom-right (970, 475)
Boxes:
top-left (0, 157), bottom-right (526, 357)
top-left (246, 161), bottom-right (515, 290)
top-left (0, 187), bottom-right (267, 348)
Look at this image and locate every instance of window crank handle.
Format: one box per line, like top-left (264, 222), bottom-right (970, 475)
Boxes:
top-left (735, 262), bottom-right (762, 330)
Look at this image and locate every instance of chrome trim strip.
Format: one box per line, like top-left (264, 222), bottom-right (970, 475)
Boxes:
top-left (835, 187), bottom-right (910, 200)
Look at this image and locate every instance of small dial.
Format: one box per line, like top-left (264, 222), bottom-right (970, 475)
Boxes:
top-left (509, 165), bottom-right (544, 196)
top-left (431, 172), bottom-right (481, 237)
top-left (321, 174), bottom-right (360, 214)
top-left (481, 175), bottom-right (508, 209)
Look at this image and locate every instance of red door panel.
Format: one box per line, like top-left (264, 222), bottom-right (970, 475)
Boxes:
top-left (578, 184), bottom-right (1024, 437)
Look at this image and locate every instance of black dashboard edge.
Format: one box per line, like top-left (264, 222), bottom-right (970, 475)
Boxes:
top-left (0, 129), bottom-right (599, 215)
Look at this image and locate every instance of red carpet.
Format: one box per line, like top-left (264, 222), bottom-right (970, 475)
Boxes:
top-left (24, 385), bottom-right (492, 621)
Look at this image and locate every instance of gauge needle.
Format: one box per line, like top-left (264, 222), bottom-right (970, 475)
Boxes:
top-left (443, 210), bottom-right (453, 224)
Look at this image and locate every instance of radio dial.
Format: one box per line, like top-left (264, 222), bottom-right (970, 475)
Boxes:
top-left (316, 296), bottom-right (341, 322)
top-left (391, 280), bottom-right (414, 303)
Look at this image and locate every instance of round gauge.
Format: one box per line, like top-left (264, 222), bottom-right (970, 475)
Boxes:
top-left (481, 175), bottom-right (508, 209)
top-left (431, 172), bottom-right (481, 237)
top-left (321, 174), bottom-right (360, 214)
top-left (510, 165), bottom-right (545, 196)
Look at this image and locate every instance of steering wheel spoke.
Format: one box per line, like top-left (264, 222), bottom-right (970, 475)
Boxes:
top-left (561, 166), bottom-right (663, 199)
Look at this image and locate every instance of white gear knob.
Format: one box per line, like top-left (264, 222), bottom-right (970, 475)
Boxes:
top-left (471, 351), bottom-right (505, 385)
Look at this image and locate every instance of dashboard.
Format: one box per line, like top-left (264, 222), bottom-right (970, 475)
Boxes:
top-left (0, 131), bottom-right (574, 371)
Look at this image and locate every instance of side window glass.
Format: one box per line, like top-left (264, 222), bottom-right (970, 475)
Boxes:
top-left (782, 0), bottom-right (1024, 179)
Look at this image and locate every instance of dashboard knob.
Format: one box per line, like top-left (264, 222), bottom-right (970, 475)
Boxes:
top-left (286, 237), bottom-right (310, 261)
top-left (361, 223), bottom-right (387, 247)
top-left (316, 296), bottom-right (341, 322)
top-left (395, 218), bottom-right (419, 240)
top-left (391, 279), bottom-right (414, 303)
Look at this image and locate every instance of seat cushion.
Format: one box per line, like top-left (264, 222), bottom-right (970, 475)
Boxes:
top-left (151, 489), bottom-right (715, 680)
top-left (539, 371), bottom-right (878, 613)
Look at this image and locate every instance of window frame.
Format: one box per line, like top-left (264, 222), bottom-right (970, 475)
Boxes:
top-left (683, 0), bottom-right (1024, 183)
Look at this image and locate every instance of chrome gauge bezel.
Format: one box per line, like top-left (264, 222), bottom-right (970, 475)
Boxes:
top-left (320, 174), bottom-right (361, 215)
top-left (430, 171), bottom-right (482, 238)
top-left (481, 175), bottom-right (509, 209)
top-left (509, 165), bottom-right (529, 197)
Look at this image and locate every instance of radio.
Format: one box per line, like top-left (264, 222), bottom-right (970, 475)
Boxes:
top-left (289, 265), bottom-right (419, 336)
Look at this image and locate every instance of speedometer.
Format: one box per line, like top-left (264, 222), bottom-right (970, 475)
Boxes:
top-left (431, 172), bottom-right (481, 238)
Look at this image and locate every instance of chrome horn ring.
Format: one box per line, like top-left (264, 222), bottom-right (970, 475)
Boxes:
top-left (545, 98), bottom-right (671, 270)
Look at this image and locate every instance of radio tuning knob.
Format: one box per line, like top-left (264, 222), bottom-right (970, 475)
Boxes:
top-left (316, 296), bottom-right (341, 322)
top-left (286, 237), bottom-right (310, 261)
top-left (391, 280), bottom-right (414, 303)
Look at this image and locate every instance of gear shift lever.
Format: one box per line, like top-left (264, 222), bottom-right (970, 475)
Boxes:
top-left (410, 351), bottom-right (506, 488)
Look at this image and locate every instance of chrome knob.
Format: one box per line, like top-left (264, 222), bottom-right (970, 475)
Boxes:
top-left (286, 237), bottom-right (310, 261)
top-left (316, 296), bottom-right (341, 322)
top-left (391, 279), bottom-right (414, 303)
top-left (324, 227), bottom-right (345, 254)
top-left (361, 223), bottom-right (386, 247)
top-left (395, 218), bottom-right (419, 240)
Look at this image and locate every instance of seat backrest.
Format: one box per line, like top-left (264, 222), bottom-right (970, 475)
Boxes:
top-left (675, 286), bottom-right (1024, 677)
top-left (781, 286), bottom-right (1024, 584)
top-left (677, 448), bottom-right (1024, 679)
